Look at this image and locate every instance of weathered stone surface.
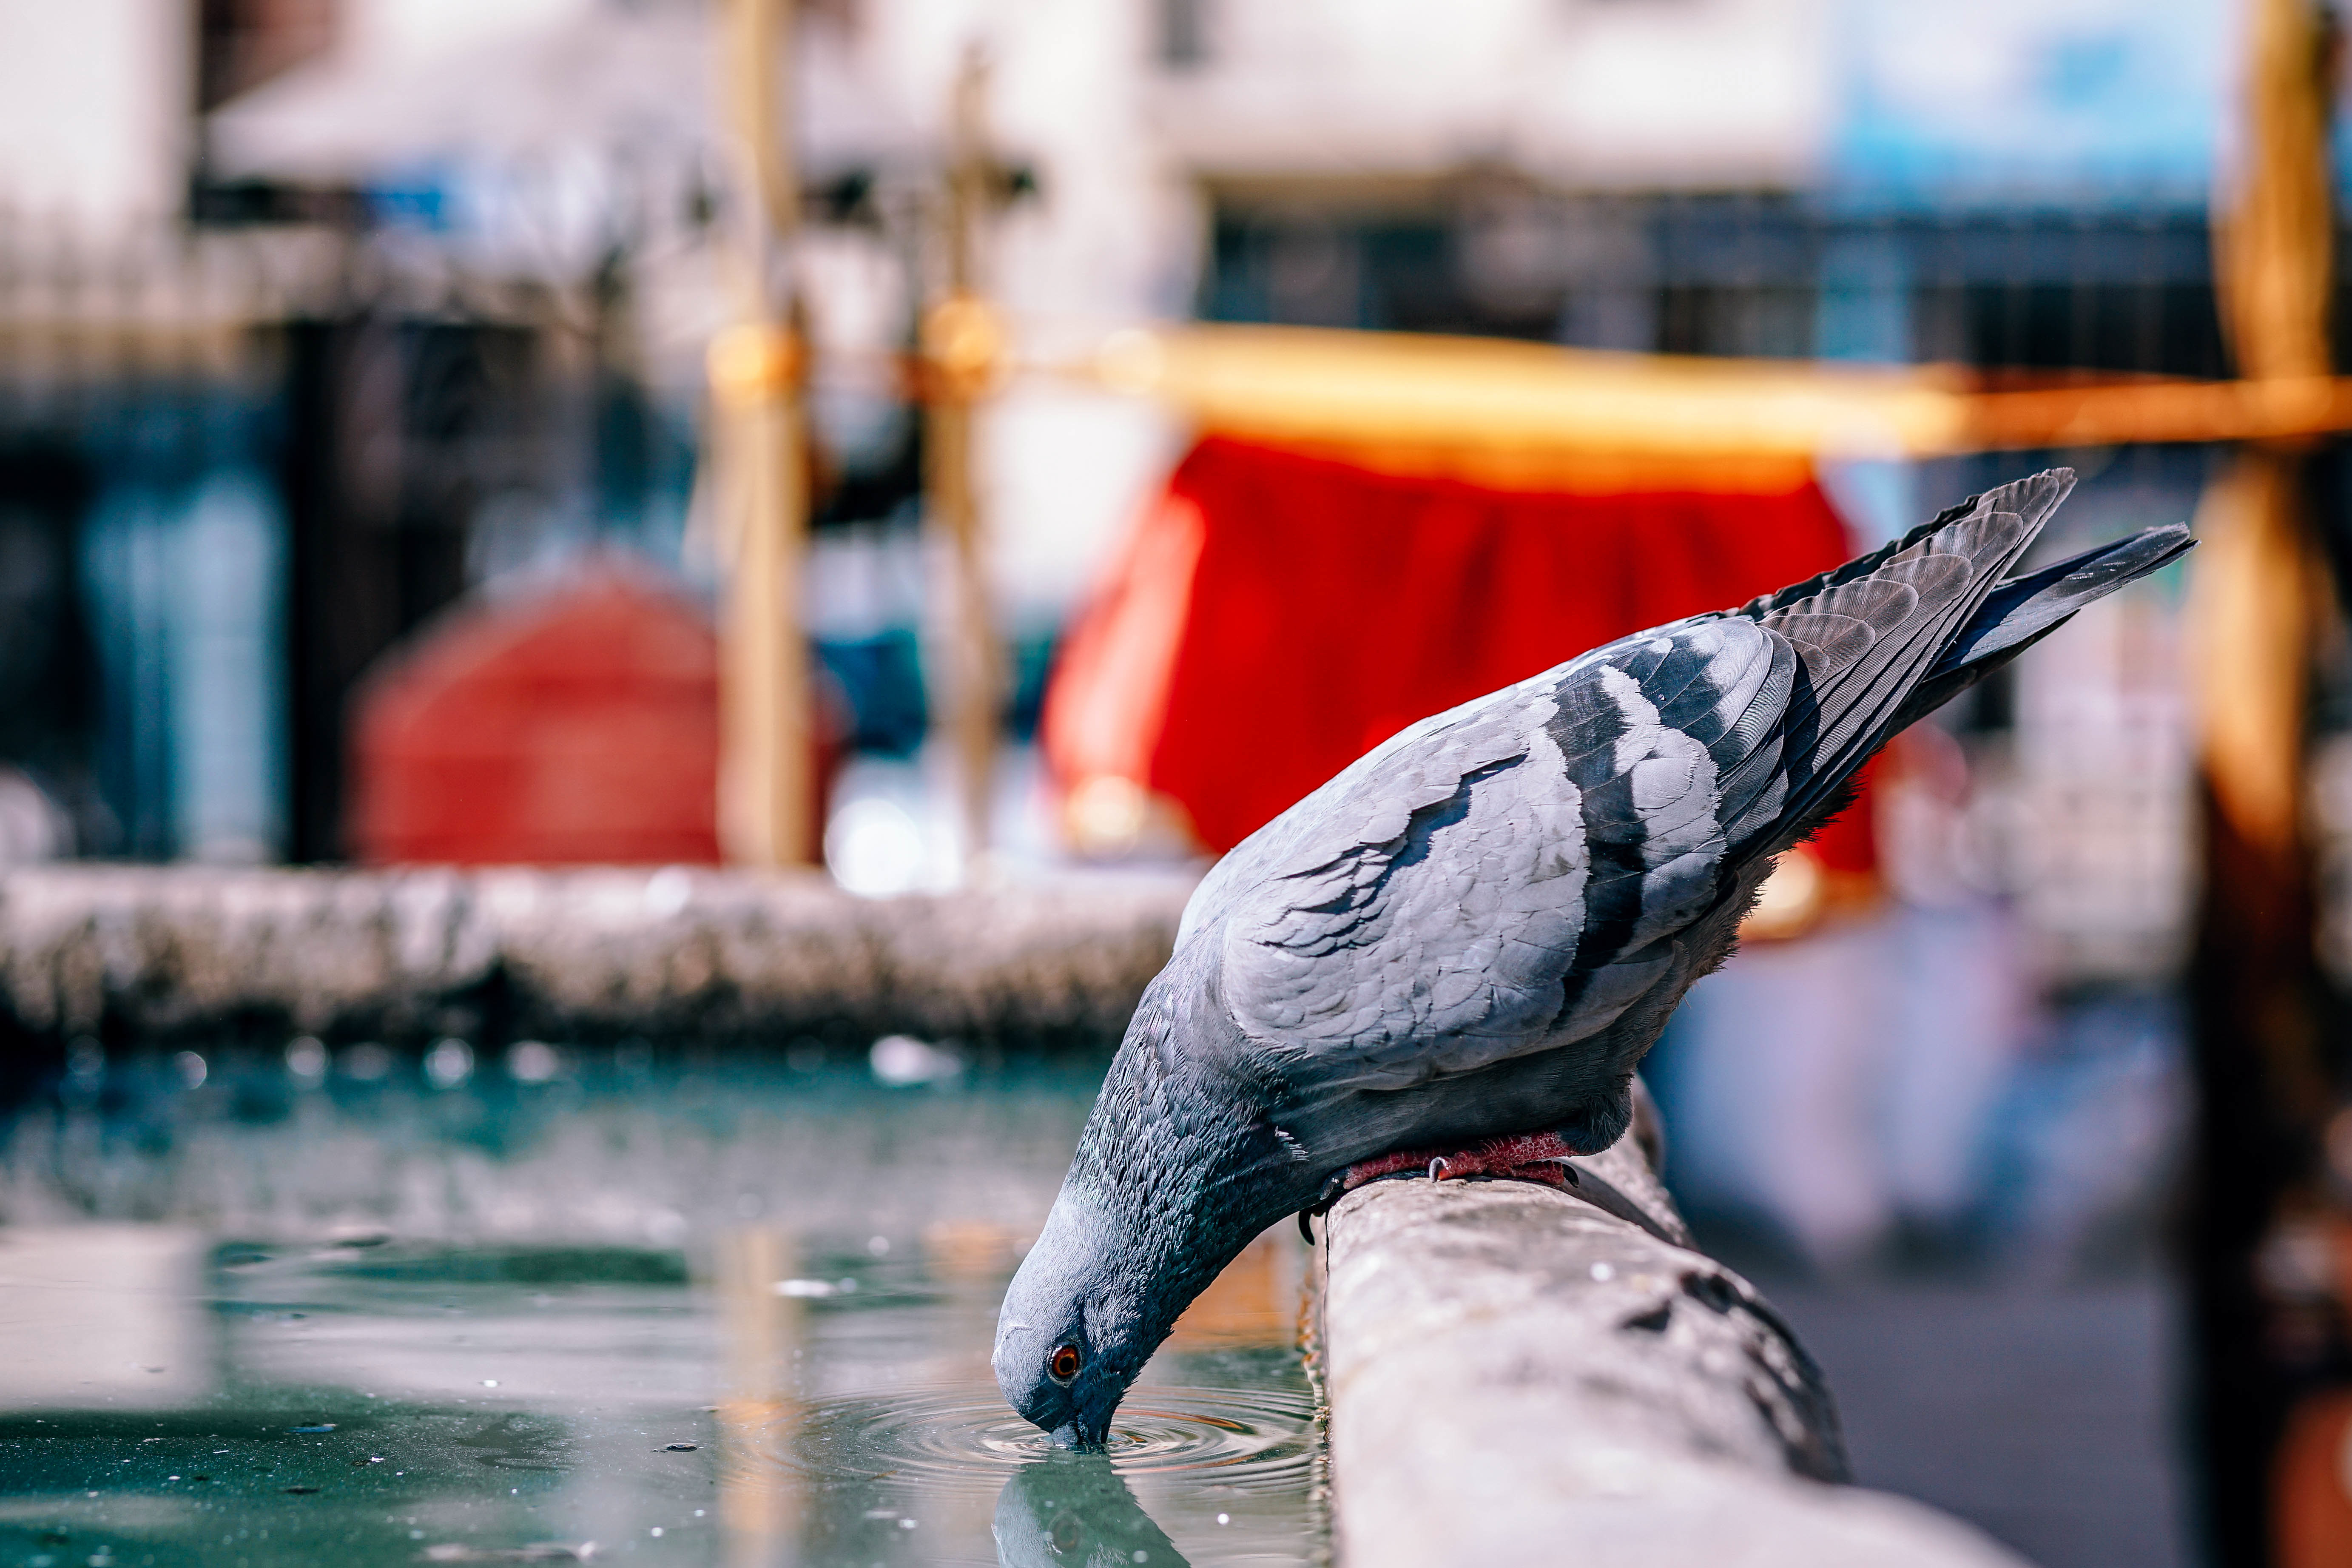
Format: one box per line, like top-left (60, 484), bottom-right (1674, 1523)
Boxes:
top-left (0, 865), bottom-right (1192, 1050)
top-left (1321, 1140), bottom-right (2032, 1567)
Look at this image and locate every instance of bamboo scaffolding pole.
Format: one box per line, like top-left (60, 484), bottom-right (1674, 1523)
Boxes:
top-left (712, 0), bottom-right (813, 868)
top-left (1067, 322), bottom-right (2352, 475)
top-left (2184, 0), bottom-right (2343, 1560)
top-left (921, 48), bottom-right (1008, 876)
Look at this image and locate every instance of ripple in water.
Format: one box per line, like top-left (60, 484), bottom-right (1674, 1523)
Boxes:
top-left (777, 1381), bottom-right (1319, 1501)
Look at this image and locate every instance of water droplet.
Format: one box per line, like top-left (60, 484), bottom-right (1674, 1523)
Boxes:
top-left (663, 1443), bottom-right (698, 1452)
top-left (869, 1034), bottom-right (963, 1087)
top-left (507, 1041), bottom-right (561, 1083)
top-left (649, 1527), bottom-right (663, 1538)
top-left (285, 1037), bottom-right (328, 1083)
top-left (1590, 1262), bottom-right (1614, 1282)
top-left (424, 1038), bottom-right (474, 1090)
top-left (867, 1235), bottom-right (890, 1257)
top-left (481, 1379), bottom-right (499, 1388)
top-left (172, 1050), bottom-right (207, 1090)
top-left (1217, 1514), bottom-right (1229, 1525)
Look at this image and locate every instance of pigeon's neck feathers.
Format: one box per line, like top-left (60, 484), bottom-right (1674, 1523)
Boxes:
top-left (1064, 979), bottom-right (1272, 1327)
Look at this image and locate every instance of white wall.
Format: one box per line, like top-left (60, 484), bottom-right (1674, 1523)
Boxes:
top-left (1147, 0), bottom-right (1833, 189)
top-left (0, 0), bottom-right (193, 225)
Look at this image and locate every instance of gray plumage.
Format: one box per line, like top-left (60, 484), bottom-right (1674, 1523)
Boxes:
top-left (995, 470), bottom-right (2190, 1445)
top-left (991, 1454), bottom-right (1181, 1567)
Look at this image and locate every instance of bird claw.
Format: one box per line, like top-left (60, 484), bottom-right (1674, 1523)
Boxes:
top-left (1298, 1170), bottom-right (1350, 1244)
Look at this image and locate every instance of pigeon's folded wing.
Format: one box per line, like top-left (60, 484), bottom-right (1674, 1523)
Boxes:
top-left (1209, 613), bottom-right (1794, 1090)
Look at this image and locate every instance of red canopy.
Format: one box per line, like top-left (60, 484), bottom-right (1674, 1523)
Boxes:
top-left (1043, 435), bottom-right (1876, 876)
top-left (350, 566), bottom-right (724, 866)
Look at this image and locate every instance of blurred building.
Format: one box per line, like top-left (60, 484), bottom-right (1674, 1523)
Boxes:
top-left (0, 0), bottom-right (2269, 1241)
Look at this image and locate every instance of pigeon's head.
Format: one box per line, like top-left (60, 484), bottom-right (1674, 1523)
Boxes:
top-left (993, 1184), bottom-right (1143, 1448)
top-left (996, 977), bottom-right (1279, 1447)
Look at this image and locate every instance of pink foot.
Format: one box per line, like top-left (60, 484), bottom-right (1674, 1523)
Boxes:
top-left (1340, 1130), bottom-right (1581, 1192)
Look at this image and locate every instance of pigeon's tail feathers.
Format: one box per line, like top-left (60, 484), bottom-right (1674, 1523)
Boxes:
top-left (1891, 522), bottom-right (2193, 732)
top-left (1735, 468), bottom-right (2076, 622)
top-left (1715, 475), bottom-right (2059, 850)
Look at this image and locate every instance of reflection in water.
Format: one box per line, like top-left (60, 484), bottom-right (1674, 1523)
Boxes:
top-left (0, 1226), bottom-right (207, 1409)
top-left (0, 1055), bottom-right (1325, 1566)
top-left (716, 1227), bottom-right (800, 1568)
top-left (996, 1453), bottom-right (1188, 1568)
top-left (771, 1374), bottom-right (1318, 1561)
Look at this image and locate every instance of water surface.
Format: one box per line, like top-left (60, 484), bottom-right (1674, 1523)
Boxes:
top-left (0, 1046), bottom-right (1324, 1566)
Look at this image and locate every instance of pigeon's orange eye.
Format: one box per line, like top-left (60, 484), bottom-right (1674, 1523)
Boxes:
top-left (1049, 1344), bottom-right (1082, 1381)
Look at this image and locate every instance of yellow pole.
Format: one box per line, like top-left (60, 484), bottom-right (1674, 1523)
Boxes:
top-left (2187, 0), bottom-right (2339, 1555)
top-left (923, 47), bottom-right (1006, 876)
top-left (2197, 0), bottom-right (2335, 859)
top-left (713, 0), bottom-right (813, 867)
top-left (2192, 0), bottom-right (2336, 1106)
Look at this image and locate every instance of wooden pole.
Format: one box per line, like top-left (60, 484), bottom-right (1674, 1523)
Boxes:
top-left (2188, 0), bottom-right (2341, 1559)
top-left (922, 47), bottom-right (1007, 877)
top-left (713, 0), bottom-right (813, 868)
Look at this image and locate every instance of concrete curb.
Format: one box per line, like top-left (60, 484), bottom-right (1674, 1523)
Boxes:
top-left (0, 865), bottom-right (1194, 1050)
top-left (1317, 1136), bottom-right (2035, 1567)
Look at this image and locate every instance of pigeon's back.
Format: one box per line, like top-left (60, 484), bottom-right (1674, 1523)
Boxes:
top-left (1179, 469), bottom-right (2188, 1102)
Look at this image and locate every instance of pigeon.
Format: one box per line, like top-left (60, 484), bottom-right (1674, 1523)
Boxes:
top-left (995, 470), bottom-right (2190, 1446)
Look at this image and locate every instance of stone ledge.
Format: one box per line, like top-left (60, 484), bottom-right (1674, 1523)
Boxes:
top-left (1319, 1138), bottom-right (2033, 1568)
top-left (0, 865), bottom-right (1194, 1051)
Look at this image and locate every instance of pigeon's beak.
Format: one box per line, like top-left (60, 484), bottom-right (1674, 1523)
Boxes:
top-left (1048, 1416), bottom-right (1107, 1451)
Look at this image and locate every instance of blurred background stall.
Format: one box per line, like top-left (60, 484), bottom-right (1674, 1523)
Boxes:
top-left (9, 1), bottom-right (2352, 1566)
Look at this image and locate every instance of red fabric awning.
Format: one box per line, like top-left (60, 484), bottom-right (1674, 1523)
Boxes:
top-left (350, 567), bottom-right (725, 866)
top-left (1043, 435), bottom-right (1876, 876)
